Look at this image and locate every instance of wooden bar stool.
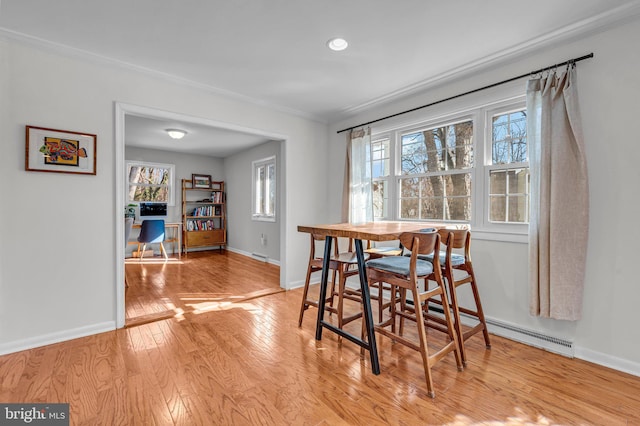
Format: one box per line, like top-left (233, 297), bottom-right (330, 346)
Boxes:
top-left (421, 229), bottom-right (491, 365)
top-left (298, 234), bottom-right (368, 329)
top-left (366, 231), bottom-right (463, 398)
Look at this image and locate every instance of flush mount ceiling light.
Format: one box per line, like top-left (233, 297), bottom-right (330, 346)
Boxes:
top-left (327, 37), bottom-right (348, 51)
top-left (166, 129), bottom-right (187, 140)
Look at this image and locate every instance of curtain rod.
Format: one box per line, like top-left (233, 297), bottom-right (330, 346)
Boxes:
top-left (337, 52), bottom-right (594, 134)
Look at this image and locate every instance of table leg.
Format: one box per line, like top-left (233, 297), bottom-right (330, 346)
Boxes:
top-left (354, 239), bottom-right (380, 375)
top-left (315, 235), bottom-right (333, 340)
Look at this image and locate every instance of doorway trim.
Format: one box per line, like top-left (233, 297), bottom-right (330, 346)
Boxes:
top-left (114, 102), bottom-right (288, 328)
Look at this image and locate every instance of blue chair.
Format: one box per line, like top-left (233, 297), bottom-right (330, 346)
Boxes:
top-left (137, 219), bottom-right (168, 261)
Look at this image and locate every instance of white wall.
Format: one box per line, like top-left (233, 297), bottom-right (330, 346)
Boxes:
top-left (329, 18), bottom-right (640, 373)
top-left (0, 37), bottom-right (329, 353)
top-left (224, 140), bottom-right (282, 262)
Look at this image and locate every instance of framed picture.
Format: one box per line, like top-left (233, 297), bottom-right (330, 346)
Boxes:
top-left (25, 125), bottom-right (97, 175)
top-left (192, 174), bottom-right (211, 189)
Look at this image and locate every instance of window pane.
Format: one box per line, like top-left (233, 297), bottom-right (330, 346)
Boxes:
top-left (400, 177), bottom-right (419, 198)
top-left (400, 198), bottom-right (419, 219)
top-left (401, 121), bottom-right (473, 175)
top-left (399, 173), bottom-right (471, 221)
top-left (489, 170), bottom-right (507, 195)
top-left (128, 166), bottom-right (169, 185)
top-left (508, 195), bottom-right (528, 222)
top-left (267, 164), bottom-right (275, 215)
top-left (492, 110), bottom-right (527, 164)
top-left (129, 185), bottom-right (168, 202)
top-left (373, 180), bottom-right (387, 219)
top-left (256, 165), bottom-right (265, 214)
top-left (490, 196), bottom-right (507, 222)
top-left (490, 168), bottom-right (529, 223)
top-left (507, 169), bottom-right (529, 194)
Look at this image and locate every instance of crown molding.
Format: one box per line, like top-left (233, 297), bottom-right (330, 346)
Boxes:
top-left (338, 2), bottom-right (640, 118)
top-left (0, 27), bottom-right (327, 124)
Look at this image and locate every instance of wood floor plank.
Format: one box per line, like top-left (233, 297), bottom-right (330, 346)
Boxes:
top-left (3, 250), bottom-right (639, 425)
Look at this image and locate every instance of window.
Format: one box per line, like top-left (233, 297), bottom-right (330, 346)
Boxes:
top-left (126, 161), bottom-right (175, 205)
top-left (399, 120), bottom-right (473, 221)
top-left (367, 97), bottom-right (529, 236)
top-left (370, 137), bottom-right (391, 219)
top-left (252, 156), bottom-right (276, 221)
top-left (488, 109), bottom-right (529, 223)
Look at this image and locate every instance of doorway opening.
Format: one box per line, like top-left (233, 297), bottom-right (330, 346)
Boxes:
top-left (115, 102), bottom-right (288, 328)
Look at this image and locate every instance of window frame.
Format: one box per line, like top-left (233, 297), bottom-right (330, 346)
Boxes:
top-left (125, 160), bottom-right (175, 206)
top-left (252, 155), bottom-right (277, 222)
top-left (370, 135), bottom-right (392, 220)
top-left (396, 116), bottom-right (475, 223)
top-left (481, 99), bottom-right (529, 235)
top-left (368, 95), bottom-right (529, 241)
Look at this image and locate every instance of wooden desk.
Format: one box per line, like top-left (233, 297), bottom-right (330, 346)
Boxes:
top-left (129, 222), bottom-right (182, 259)
top-left (297, 221), bottom-right (443, 375)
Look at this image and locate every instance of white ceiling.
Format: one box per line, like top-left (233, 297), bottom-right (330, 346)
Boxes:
top-left (2, 0), bottom-right (639, 157)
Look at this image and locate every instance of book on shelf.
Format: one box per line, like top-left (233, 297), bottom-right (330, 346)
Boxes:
top-left (210, 191), bottom-right (223, 203)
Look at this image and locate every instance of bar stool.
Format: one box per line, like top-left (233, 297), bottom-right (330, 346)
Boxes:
top-left (421, 229), bottom-right (491, 365)
top-left (366, 231), bottom-right (463, 398)
top-left (298, 234), bottom-right (369, 329)
top-left (356, 241), bottom-right (404, 322)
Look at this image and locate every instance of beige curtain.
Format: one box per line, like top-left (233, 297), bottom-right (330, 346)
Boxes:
top-left (527, 65), bottom-right (589, 320)
top-left (341, 128), bottom-right (373, 224)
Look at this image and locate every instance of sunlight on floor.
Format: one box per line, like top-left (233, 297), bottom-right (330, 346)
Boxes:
top-left (447, 410), bottom-right (553, 425)
top-left (187, 300), bottom-right (262, 314)
top-left (125, 258), bottom-right (184, 264)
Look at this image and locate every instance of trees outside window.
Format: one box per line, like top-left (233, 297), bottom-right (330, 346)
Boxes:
top-left (367, 99), bottom-right (528, 234)
top-left (126, 161), bottom-right (175, 205)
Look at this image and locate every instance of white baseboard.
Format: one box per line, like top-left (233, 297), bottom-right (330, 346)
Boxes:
top-left (226, 246), bottom-right (280, 266)
top-left (0, 321), bottom-right (116, 356)
top-left (574, 346), bottom-right (640, 377)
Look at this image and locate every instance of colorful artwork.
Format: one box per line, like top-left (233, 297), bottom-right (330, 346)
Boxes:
top-left (40, 137), bottom-right (87, 166)
top-left (26, 125), bottom-right (96, 175)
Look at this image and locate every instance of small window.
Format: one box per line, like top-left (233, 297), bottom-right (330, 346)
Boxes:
top-left (252, 156), bottom-right (276, 222)
top-left (488, 109), bottom-right (529, 224)
top-left (370, 137), bottom-right (391, 219)
top-left (126, 161), bottom-right (175, 205)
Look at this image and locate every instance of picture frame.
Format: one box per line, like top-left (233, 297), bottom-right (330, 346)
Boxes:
top-left (25, 125), bottom-right (97, 175)
top-left (192, 173), bottom-right (212, 189)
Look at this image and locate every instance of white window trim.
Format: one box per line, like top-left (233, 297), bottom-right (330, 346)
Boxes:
top-left (369, 94), bottom-right (529, 243)
top-left (125, 160), bottom-right (175, 206)
top-left (371, 135), bottom-right (392, 220)
top-left (480, 99), bottom-right (528, 237)
top-left (252, 156), bottom-right (276, 222)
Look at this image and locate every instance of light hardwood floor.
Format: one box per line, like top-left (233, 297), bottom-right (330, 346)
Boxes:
top-left (1, 251), bottom-right (639, 425)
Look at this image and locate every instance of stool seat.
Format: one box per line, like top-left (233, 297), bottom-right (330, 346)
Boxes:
top-left (366, 231), bottom-right (463, 398)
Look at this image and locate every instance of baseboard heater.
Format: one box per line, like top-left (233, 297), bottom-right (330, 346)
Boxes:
top-left (425, 302), bottom-right (575, 357)
top-left (351, 283), bottom-right (574, 357)
top-left (251, 252), bottom-right (268, 262)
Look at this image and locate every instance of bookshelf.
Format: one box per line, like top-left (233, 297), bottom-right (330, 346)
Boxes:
top-left (182, 179), bottom-right (226, 252)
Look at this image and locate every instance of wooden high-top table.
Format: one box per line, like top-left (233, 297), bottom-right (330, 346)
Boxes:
top-left (297, 221), bottom-right (443, 374)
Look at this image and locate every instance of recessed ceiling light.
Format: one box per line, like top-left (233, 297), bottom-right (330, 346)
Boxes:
top-left (327, 37), bottom-right (348, 51)
top-left (166, 129), bottom-right (187, 140)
